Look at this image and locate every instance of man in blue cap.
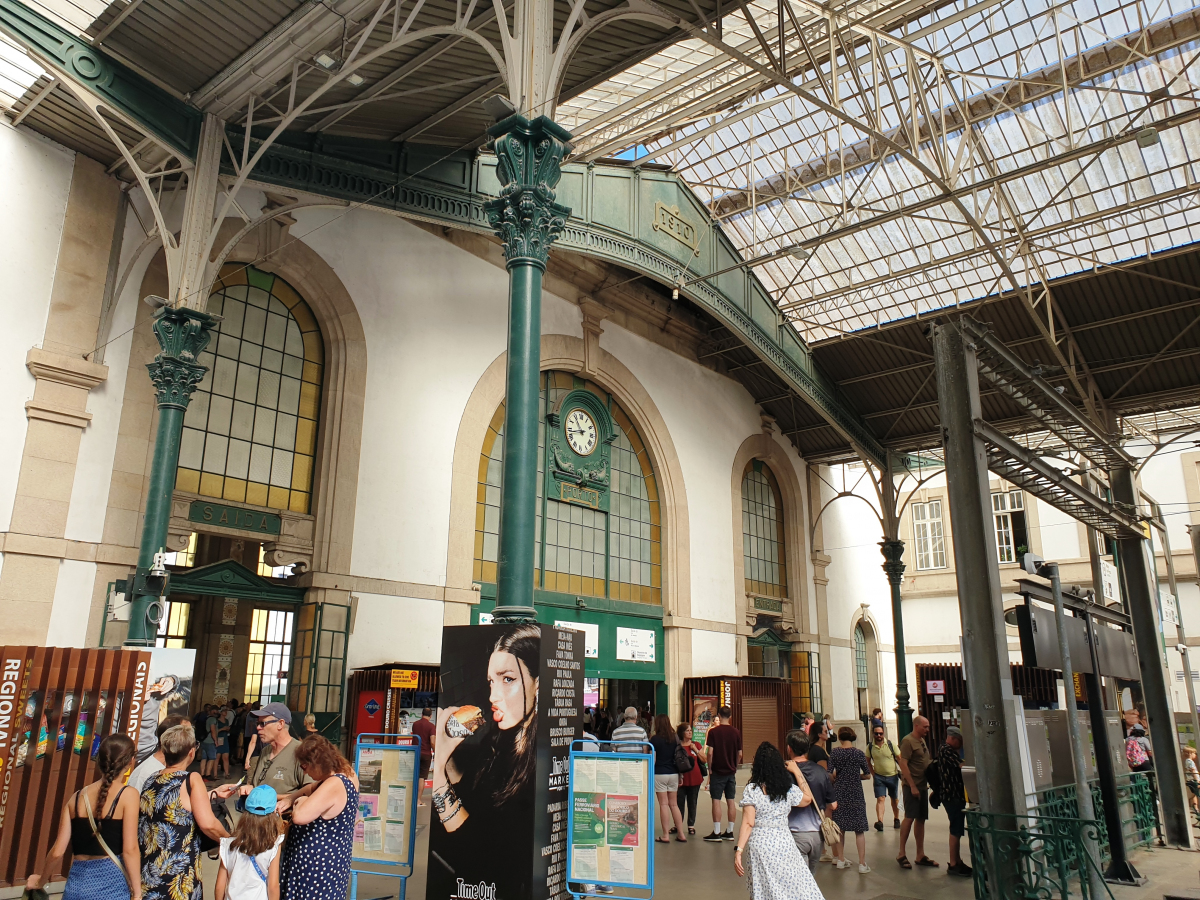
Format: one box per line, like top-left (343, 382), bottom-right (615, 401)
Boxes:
top-left (215, 701), bottom-right (310, 809)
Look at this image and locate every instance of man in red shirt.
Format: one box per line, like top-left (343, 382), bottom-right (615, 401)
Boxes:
top-left (703, 705), bottom-right (743, 842)
top-left (411, 707), bottom-right (437, 807)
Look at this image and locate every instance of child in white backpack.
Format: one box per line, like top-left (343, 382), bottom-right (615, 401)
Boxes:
top-left (215, 785), bottom-right (284, 900)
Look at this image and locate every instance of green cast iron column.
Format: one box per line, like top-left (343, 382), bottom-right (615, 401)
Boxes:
top-left (126, 306), bottom-right (218, 645)
top-left (880, 539), bottom-right (913, 738)
top-left (484, 114), bottom-right (573, 625)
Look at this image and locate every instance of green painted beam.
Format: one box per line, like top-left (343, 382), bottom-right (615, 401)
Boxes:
top-left (0, 0), bottom-right (201, 158)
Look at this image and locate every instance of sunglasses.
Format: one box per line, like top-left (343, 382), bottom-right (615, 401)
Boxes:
top-left (257, 717), bottom-right (282, 727)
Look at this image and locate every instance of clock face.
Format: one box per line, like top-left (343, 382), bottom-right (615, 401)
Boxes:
top-left (564, 408), bottom-right (598, 456)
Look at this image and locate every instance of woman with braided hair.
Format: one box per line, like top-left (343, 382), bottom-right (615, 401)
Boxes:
top-left (25, 734), bottom-right (142, 900)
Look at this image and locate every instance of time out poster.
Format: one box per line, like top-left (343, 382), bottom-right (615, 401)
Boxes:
top-left (425, 624), bottom-right (583, 900)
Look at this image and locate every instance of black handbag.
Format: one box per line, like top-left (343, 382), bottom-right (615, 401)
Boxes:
top-left (674, 741), bottom-right (694, 773)
top-left (194, 775), bottom-right (233, 854)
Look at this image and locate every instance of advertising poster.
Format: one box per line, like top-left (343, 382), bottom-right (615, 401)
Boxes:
top-left (572, 793), bottom-right (606, 844)
top-left (605, 795), bottom-right (639, 846)
top-left (691, 695), bottom-right (718, 750)
top-left (425, 624), bottom-right (583, 900)
top-left (136, 648), bottom-right (195, 763)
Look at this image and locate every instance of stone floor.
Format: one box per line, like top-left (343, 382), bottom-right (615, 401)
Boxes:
top-left (189, 771), bottom-right (1200, 900)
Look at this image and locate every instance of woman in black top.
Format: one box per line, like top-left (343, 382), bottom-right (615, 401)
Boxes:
top-left (806, 721), bottom-right (830, 770)
top-left (650, 714), bottom-right (688, 842)
top-left (26, 734), bottom-right (142, 900)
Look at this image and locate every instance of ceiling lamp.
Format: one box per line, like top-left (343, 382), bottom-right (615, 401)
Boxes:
top-left (346, 72), bottom-right (365, 87)
top-left (1136, 127), bottom-right (1160, 148)
top-left (314, 52), bottom-right (340, 70)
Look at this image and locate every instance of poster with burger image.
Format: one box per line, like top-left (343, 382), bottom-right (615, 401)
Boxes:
top-left (426, 624), bottom-right (583, 900)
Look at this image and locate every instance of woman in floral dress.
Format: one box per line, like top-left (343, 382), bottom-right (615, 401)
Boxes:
top-left (733, 742), bottom-right (825, 900)
top-left (829, 726), bottom-right (872, 872)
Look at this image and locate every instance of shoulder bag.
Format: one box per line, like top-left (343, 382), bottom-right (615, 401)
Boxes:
top-left (190, 773), bottom-right (233, 855)
top-left (789, 763), bottom-right (841, 846)
top-left (82, 790), bottom-right (133, 890)
top-left (673, 741), bottom-right (694, 774)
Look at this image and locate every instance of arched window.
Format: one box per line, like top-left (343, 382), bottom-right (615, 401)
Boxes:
top-left (473, 371), bottom-right (662, 605)
top-left (176, 265), bottom-right (324, 513)
top-left (741, 461), bottom-right (787, 598)
top-left (854, 625), bottom-right (868, 690)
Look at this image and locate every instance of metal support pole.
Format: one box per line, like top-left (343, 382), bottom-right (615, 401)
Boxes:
top-left (126, 307), bottom-right (218, 644)
top-left (484, 114), bottom-right (572, 625)
top-left (880, 539), bottom-right (913, 738)
top-left (1044, 562), bottom-right (1106, 899)
top-left (1110, 466), bottom-right (1192, 847)
top-left (931, 321), bottom-right (1022, 897)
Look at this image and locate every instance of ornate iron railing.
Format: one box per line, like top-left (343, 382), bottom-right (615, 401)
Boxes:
top-left (1032, 772), bottom-right (1159, 855)
top-left (966, 810), bottom-right (1113, 900)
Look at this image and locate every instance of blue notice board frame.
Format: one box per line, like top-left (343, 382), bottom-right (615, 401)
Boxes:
top-left (350, 734), bottom-right (422, 900)
top-left (566, 739), bottom-right (655, 900)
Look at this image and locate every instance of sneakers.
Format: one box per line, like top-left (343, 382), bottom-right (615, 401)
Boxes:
top-left (893, 817), bottom-right (901, 829)
top-left (874, 821), bottom-right (884, 832)
top-left (948, 862), bottom-right (974, 877)
top-left (703, 831), bottom-right (724, 843)
top-left (723, 831), bottom-right (737, 841)
top-left (834, 859), bottom-right (851, 869)
top-left (858, 864), bottom-right (872, 874)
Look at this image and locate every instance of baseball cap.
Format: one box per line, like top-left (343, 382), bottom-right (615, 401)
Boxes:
top-left (245, 785), bottom-right (278, 816)
top-left (946, 726), bottom-right (963, 738)
top-left (251, 701), bottom-right (292, 725)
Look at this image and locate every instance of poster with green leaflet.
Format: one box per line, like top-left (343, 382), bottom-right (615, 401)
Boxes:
top-left (573, 792), bottom-right (606, 845)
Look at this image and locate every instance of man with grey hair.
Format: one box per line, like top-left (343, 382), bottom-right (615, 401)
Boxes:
top-left (611, 706), bottom-right (648, 752)
top-left (938, 726), bottom-right (972, 876)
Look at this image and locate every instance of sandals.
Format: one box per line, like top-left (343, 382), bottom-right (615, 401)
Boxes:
top-left (675, 837), bottom-right (688, 843)
top-left (688, 827), bottom-right (696, 835)
top-left (655, 837), bottom-right (671, 843)
top-left (669, 827), bottom-right (677, 834)
top-left (915, 857), bottom-right (940, 868)
top-left (897, 856), bottom-right (912, 869)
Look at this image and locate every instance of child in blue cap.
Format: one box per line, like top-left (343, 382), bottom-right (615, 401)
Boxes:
top-left (215, 784), bottom-right (284, 900)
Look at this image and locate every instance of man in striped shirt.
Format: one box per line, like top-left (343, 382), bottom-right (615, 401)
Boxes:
top-left (611, 706), bottom-right (648, 751)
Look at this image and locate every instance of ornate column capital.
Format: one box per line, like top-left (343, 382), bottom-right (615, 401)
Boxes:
top-left (483, 114), bottom-right (573, 271)
top-left (879, 538), bottom-right (906, 586)
top-left (146, 305), bottom-right (219, 410)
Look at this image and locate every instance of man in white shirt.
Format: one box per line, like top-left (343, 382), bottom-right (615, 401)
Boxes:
top-left (129, 714), bottom-right (187, 792)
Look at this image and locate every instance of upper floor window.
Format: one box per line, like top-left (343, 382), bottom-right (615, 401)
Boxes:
top-left (992, 489), bottom-right (1027, 564)
top-left (912, 500), bottom-right (946, 570)
top-left (474, 372), bottom-right (662, 605)
top-left (176, 266), bottom-right (324, 514)
top-left (742, 461), bottom-right (788, 598)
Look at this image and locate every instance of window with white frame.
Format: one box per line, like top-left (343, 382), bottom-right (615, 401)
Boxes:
top-left (912, 500), bottom-right (946, 570)
top-left (992, 490), bottom-right (1027, 564)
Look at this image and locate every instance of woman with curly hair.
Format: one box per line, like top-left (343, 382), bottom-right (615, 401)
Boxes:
top-left (733, 742), bottom-right (825, 900)
top-left (25, 734), bottom-right (142, 900)
top-left (276, 734), bottom-right (359, 900)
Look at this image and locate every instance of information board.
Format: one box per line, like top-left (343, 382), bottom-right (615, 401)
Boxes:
top-left (352, 736), bottom-right (420, 868)
top-left (566, 741), bottom-right (654, 897)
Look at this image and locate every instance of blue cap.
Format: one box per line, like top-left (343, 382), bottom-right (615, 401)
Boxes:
top-left (245, 785), bottom-right (278, 816)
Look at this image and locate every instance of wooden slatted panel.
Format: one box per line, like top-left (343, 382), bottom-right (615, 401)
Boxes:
top-left (740, 696), bottom-right (777, 759)
top-left (0, 647), bottom-right (150, 887)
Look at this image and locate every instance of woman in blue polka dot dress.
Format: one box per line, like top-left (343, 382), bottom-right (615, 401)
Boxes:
top-left (277, 735), bottom-right (359, 900)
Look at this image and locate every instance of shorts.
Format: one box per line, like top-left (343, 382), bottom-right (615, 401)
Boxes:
top-left (216, 738), bottom-right (229, 755)
top-left (709, 773), bottom-right (737, 800)
top-left (902, 783), bottom-right (928, 821)
top-left (945, 803), bottom-right (965, 837)
top-left (873, 773), bottom-right (899, 799)
top-left (791, 832), bottom-right (822, 873)
top-left (654, 774), bottom-right (680, 793)
top-left (200, 743), bottom-right (217, 761)
top-left (420, 756), bottom-right (431, 780)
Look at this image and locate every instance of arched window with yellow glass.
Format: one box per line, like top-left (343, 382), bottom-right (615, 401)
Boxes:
top-left (474, 372), bottom-right (662, 605)
top-left (176, 265), bottom-right (323, 513)
top-left (741, 460), bottom-right (788, 599)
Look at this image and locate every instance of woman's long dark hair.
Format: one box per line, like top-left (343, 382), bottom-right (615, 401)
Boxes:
top-left (94, 734), bottom-right (135, 816)
top-left (653, 714), bottom-right (675, 741)
top-left (750, 742), bottom-right (792, 802)
top-left (469, 624), bottom-right (540, 808)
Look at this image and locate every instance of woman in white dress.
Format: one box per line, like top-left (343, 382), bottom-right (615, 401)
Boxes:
top-left (733, 742), bottom-right (826, 900)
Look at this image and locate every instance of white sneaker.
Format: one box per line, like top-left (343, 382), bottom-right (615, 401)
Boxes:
top-left (858, 864), bottom-right (871, 874)
top-left (834, 859), bottom-right (850, 869)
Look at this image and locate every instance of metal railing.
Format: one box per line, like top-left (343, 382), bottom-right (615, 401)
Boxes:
top-left (1032, 772), bottom-right (1159, 855)
top-left (967, 810), bottom-right (1113, 900)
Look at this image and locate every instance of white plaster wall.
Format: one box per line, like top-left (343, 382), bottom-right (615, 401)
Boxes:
top-left (690, 630), bottom-right (736, 677)
top-left (0, 123), bottom-right (75, 530)
top-left (292, 208), bottom-right (582, 588)
top-left (349, 593), bottom-right (444, 669)
top-left (1034, 497), bottom-right (1081, 563)
top-left (601, 326), bottom-right (762, 625)
top-left (46, 559), bottom-right (96, 646)
top-left (1139, 447), bottom-right (1193, 550)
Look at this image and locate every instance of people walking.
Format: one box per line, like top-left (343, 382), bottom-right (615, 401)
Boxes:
top-left (278, 735), bottom-right (359, 900)
top-left (937, 727), bottom-right (972, 877)
top-left (25, 734), bottom-right (142, 900)
top-left (867, 724), bottom-right (901, 831)
top-left (139, 722), bottom-right (231, 900)
top-left (784, 731), bottom-right (834, 875)
top-left (677, 723), bottom-right (705, 836)
top-left (215, 785), bottom-right (284, 900)
top-left (896, 715), bottom-right (936, 869)
top-left (732, 742), bottom-right (825, 900)
top-left (612, 706), bottom-right (648, 752)
top-left (704, 706), bottom-right (743, 842)
top-left (828, 727), bottom-right (871, 873)
top-left (650, 715), bottom-right (688, 842)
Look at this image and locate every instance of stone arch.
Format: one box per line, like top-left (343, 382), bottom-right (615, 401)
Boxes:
top-left (445, 333), bottom-right (692, 716)
top-left (850, 605), bottom-right (884, 724)
top-left (729, 433), bottom-right (810, 635)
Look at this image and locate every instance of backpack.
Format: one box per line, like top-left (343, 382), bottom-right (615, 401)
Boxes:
top-left (674, 741), bottom-right (694, 773)
top-left (1126, 736), bottom-right (1149, 769)
top-left (926, 759), bottom-right (942, 809)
